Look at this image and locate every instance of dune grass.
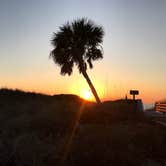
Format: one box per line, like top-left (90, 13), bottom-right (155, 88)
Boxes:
top-left (0, 89), bottom-right (166, 166)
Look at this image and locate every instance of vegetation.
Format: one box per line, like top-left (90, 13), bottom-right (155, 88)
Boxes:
top-left (0, 89), bottom-right (166, 166)
top-left (50, 18), bottom-right (104, 104)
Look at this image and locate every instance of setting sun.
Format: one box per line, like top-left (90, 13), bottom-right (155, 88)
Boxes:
top-left (82, 90), bottom-right (92, 100)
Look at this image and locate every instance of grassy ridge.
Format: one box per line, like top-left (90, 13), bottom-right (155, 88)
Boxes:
top-left (0, 89), bottom-right (166, 166)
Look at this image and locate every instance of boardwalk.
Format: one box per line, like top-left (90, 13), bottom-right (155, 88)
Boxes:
top-left (155, 102), bottom-right (166, 113)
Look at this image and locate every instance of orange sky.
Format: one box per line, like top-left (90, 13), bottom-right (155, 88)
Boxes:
top-left (1, 62), bottom-right (165, 104)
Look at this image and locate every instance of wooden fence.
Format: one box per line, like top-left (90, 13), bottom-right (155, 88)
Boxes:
top-left (155, 102), bottom-right (166, 113)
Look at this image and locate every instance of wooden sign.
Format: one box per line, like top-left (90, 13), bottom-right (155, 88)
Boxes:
top-left (130, 90), bottom-right (139, 100)
top-left (130, 90), bottom-right (139, 95)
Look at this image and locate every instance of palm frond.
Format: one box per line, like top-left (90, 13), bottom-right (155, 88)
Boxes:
top-left (50, 18), bottom-right (104, 75)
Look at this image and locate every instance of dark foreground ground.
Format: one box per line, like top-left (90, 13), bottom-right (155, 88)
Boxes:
top-left (0, 89), bottom-right (166, 166)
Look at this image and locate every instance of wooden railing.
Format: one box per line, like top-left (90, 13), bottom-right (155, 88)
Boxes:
top-left (155, 102), bottom-right (166, 113)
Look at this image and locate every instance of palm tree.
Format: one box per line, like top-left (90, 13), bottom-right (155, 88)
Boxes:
top-left (50, 18), bottom-right (104, 104)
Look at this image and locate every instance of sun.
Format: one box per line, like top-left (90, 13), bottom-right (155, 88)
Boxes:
top-left (82, 90), bottom-right (92, 100)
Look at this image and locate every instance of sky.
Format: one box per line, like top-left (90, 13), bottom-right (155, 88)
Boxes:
top-left (0, 0), bottom-right (166, 103)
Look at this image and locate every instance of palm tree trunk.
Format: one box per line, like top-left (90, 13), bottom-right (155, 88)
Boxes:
top-left (82, 70), bottom-right (101, 104)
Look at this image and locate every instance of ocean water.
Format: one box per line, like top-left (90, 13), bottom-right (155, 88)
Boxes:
top-left (143, 103), bottom-right (154, 110)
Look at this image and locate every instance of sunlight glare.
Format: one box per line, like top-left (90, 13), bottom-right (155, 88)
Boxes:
top-left (82, 90), bottom-right (92, 100)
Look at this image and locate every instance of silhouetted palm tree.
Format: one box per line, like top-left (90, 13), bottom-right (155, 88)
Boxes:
top-left (50, 18), bottom-right (104, 104)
